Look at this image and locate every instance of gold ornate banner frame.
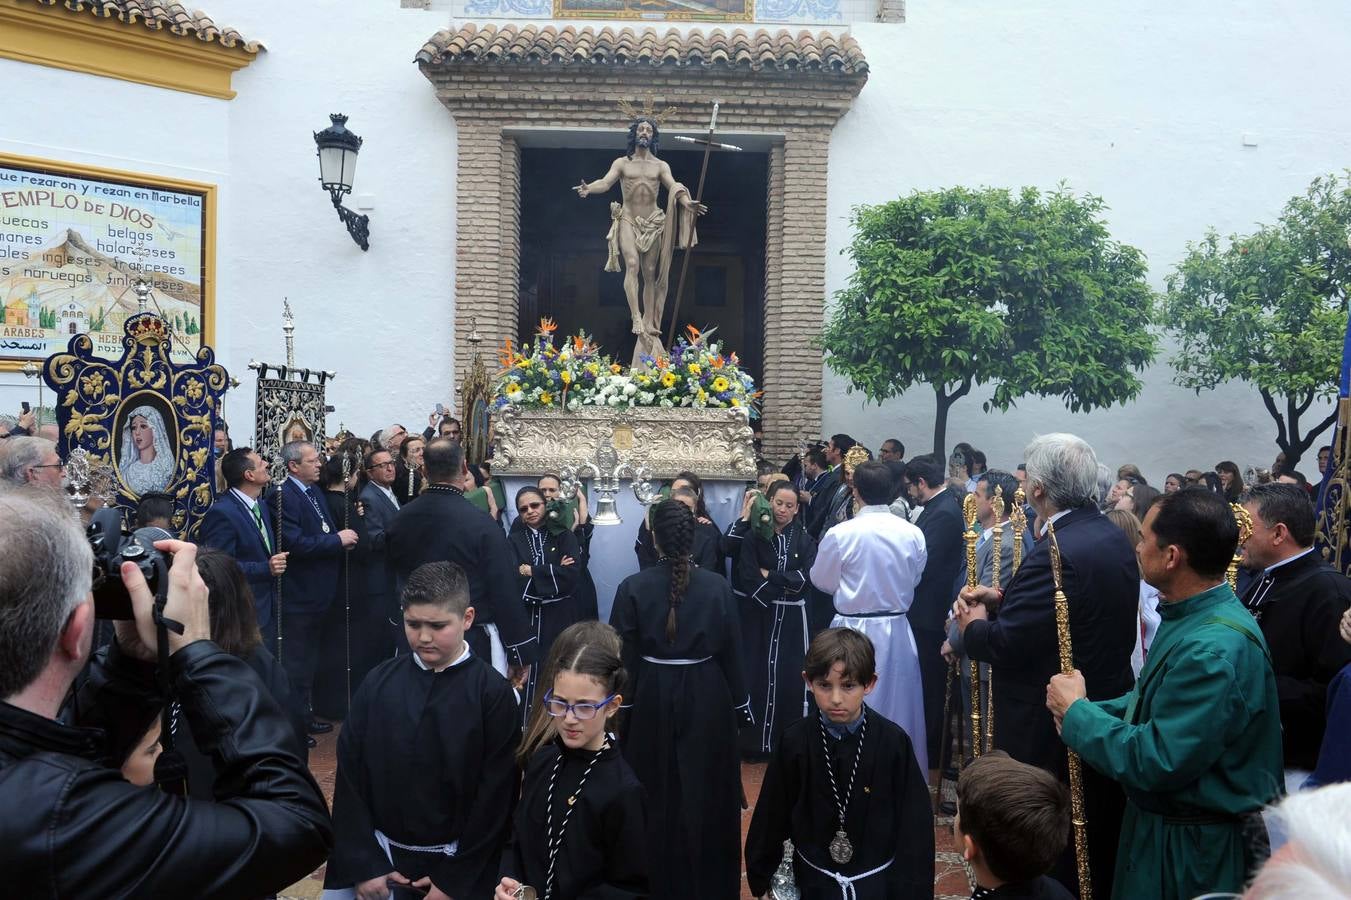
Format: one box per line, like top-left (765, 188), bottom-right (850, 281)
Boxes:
top-left (43, 309), bottom-right (228, 534)
top-left (0, 151), bottom-right (215, 372)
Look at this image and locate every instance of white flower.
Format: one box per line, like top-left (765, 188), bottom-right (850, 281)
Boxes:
top-left (623, 382), bottom-right (637, 396)
top-left (608, 395), bottom-right (622, 406)
top-left (660, 399), bottom-right (674, 408)
top-left (568, 398), bottom-right (582, 411)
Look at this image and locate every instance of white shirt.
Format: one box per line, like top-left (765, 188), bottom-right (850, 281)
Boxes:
top-left (411, 640), bottom-right (472, 673)
top-left (230, 487), bottom-right (259, 512)
top-left (373, 483), bottom-right (399, 508)
top-left (1038, 508), bottom-right (1072, 538)
top-left (1263, 546), bottom-right (1315, 576)
top-left (810, 505), bottom-right (928, 614)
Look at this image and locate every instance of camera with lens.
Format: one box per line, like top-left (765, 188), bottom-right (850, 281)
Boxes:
top-left (87, 506), bottom-right (167, 620)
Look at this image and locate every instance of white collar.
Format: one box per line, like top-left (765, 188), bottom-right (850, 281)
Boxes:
top-left (856, 504), bottom-right (893, 517)
top-left (411, 640), bottom-right (472, 673)
top-left (1264, 546), bottom-right (1315, 575)
top-left (287, 474), bottom-right (314, 493)
top-left (979, 519), bottom-right (1010, 541)
top-left (1038, 508), bottom-right (1072, 538)
top-left (230, 487), bottom-right (258, 510)
top-left (374, 482), bottom-right (398, 502)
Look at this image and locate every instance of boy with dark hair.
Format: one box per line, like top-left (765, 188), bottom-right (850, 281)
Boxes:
top-left (324, 561), bottom-right (520, 900)
top-left (745, 628), bottom-right (933, 899)
top-left (955, 753), bottom-right (1074, 899)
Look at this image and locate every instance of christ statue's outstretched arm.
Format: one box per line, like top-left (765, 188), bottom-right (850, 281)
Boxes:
top-left (575, 158), bottom-right (624, 198)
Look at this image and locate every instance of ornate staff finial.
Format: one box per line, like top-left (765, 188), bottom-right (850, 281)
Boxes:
top-left (282, 300), bottom-right (296, 368)
top-left (134, 277), bottom-right (152, 314)
top-left (467, 316), bottom-right (483, 347)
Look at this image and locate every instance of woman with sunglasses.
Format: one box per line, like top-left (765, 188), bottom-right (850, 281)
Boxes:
top-left (509, 486), bottom-right (581, 726)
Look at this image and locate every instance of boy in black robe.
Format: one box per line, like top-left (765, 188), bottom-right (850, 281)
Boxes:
top-left (953, 754), bottom-right (1074, 899)
top-left (324, 561), bottom-right (520, 900)
top-left (745, 628), bottom-right (933, 899)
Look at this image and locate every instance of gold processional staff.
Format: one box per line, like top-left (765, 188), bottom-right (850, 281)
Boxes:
top-left (962, 493), bottom-right (984, 759)
top-left (1045, 519), bottom-right (1092, 900)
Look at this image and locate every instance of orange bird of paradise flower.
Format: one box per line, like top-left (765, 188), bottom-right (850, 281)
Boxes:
top-left (685, 324), bottom-right (702, 343)
top-left (497, 338), bottom-right (516, 369)
top-left (711, 355), bottom-right (726, 369)
top-left (538, 317), bottom-right (558, 335)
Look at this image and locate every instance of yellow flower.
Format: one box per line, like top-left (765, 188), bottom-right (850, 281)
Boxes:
top-left (516, 359), bottom-right (531, 369)
top-left (661, 371), bottom-right (677, 389)
top-left (696, 388), bottom-right (708, 403)
top-left (560, 370), bottom-right (573, 385)
top-left (730, 397), bottom-right (741, 407)
top-left (687, 363), bottom-right (701, 376)
top-left (636, 373), bottom-right (651, 385)
top-left (585, 362), bottom-right (600, 376)
top-left (711, 376), bottom-right (730, 393)
top-left (505, 382), bottom-right (523, 396)
top-left (540, 391), bottom-right (553, 405)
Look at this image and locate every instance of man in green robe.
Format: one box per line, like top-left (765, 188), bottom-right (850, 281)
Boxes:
top-left (1047, 488), bottom-right (1283, 900)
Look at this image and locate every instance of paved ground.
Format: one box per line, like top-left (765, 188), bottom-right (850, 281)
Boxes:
top-left (281, 725), bottom-right (973, 899)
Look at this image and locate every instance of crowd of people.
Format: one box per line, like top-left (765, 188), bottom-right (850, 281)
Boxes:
top-left (1, 409), bottom-right (1349, 899)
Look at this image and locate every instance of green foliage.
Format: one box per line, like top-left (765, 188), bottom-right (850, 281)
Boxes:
top-left (820, 185), bottom-right (1156, 453)
top-left (1163, 172), bottom-right (1351, 456)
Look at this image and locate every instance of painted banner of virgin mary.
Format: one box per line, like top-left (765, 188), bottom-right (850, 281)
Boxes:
top-left (116, 400), bottom-right (177, 496)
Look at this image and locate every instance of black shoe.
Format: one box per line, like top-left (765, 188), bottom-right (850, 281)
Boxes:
top-left (307, 719), bottom-right (334, 735)
top-left (305, 735), bottom-right (318, 748)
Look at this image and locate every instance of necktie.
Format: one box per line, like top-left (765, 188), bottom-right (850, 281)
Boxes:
top-left (250, 502), bottom-right (271, 553)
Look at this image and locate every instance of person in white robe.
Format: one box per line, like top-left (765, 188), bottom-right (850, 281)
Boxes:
top-left (810, 460), bottom-right (929, 773)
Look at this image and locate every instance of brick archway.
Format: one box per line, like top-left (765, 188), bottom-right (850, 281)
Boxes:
top-left (417, 24), bottom-right (867, 461)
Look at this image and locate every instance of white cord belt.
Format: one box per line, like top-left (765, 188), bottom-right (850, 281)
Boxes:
top-left (375, 829), bottom-right (459, 858)
top-left (796, 850), bottom-right (894, 900)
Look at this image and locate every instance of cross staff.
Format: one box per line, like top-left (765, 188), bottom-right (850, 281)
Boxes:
top-left (664, 102), bottom-right (742, 348)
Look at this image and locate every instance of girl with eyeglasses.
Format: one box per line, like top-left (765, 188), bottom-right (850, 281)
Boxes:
top-left (495, 623), bottom-right (647, 900)
top-left (509, 486), bottom-right (582, 727)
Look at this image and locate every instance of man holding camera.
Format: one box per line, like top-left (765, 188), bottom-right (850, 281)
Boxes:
top-left (0, 486), bottom-right (332, 896)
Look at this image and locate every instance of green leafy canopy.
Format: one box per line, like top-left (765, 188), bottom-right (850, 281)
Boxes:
top-left (820, 185), bottom-right (1156, 452)
top-left (1163, 172), bottom-right (1351, 457)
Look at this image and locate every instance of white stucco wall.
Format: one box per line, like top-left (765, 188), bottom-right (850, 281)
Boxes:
top-left (822, 1), bottom-right (1351, 481)
top-left (218, 0), bottom-right (457, 446)
top-left (0, 1), bottom-right (458, 446)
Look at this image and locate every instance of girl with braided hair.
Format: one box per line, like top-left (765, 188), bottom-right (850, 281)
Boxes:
top-left (609, 499), bottom-right (751, 900)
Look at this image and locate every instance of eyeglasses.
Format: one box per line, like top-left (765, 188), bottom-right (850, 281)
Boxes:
top-left (367, 461), bottom-right (396, 470)
top-left (543, 692), bottom-right (616, 720)
top-left (517, 501), bottom-right (544, 513)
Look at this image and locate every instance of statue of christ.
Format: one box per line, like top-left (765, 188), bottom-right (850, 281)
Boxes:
top-left (574, 116), bottom-right (707, 366)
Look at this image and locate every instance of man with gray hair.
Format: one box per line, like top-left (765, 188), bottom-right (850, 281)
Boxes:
top-left (954, 432), bottom-right (1138, 900)
top-left (0, 486), bottom-right (331, 894)
top-left (0, 436), bottom-right (64, 489)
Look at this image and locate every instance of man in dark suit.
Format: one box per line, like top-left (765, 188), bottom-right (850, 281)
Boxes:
top-left (956, 432), bottom-right (1137, 900)
top-left (1240, 482), bottom-right (1351, 773)
top-left (359, 446), bottom-right (402, 654)
top-left (908, 453), bottom-right (965, 767)
top-left (278, 440), bottom-right (359, 734)
top-left (200, 447), bottom-right (289, 651)
top-left (800, 446), bottom-right (838, 539)
top-left (387, 437), bottom-right (537, 683)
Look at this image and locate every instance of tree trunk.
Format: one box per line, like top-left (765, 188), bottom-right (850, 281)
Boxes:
top-left (931, 379), bottom-right (972, 460)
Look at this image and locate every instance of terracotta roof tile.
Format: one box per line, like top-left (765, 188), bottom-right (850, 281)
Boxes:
top-left (415, 24), bottom-right (867, 75)
top-left (18, 0), bottom-right (262, 52)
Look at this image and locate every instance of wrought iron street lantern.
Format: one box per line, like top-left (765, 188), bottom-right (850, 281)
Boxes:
top-left (313, 113), bottom-right (370, 251)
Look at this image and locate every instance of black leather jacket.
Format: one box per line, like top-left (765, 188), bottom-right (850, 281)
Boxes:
top-left (0, 639), bottom-right (333, 898)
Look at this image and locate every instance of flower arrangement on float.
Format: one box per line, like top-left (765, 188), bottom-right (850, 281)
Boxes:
top-left (493, 320), bottom-right (760, 413)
